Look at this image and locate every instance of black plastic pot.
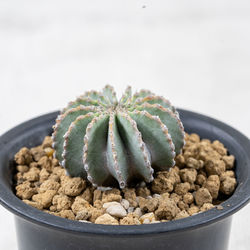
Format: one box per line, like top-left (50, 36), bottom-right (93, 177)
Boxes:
top-left (0, 109), bottom-right (249, 250)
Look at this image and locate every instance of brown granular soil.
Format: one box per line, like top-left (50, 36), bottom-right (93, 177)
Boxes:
top-left (14, 133), bottom-right (237, 225)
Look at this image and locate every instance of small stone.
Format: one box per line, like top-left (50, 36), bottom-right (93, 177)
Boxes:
top-left (15, 147), bottom-right (33, 165)
top-left (81, 187), bottom-right (93, 204)
top-left (216, 205), bottom-right (224, 210)
top-left (23, 167), bottom-right (40, 182)
top-left (177, 200), bottom-right (189, 211)
top-left (16, 182), bottom-right (37, 199)
top-left (89, 208), bottom-right (104, 223)
top-left (79, 220), bottom-right (92, 223)
top-left (179, 168), bottom-right (197, 183)
top-left (103, 202), bottom-right (127, 218)
top-left (174, 182), bottom-right (191, 196)
top-left (160, 192), bottom-right (170, 200)
top-left (44, 147), bottom-right (54, 157)
top-left (102, 188), bottom-right (122, 203)
top-left (196, 174), bottom-right (207, 186)
top-left (183, 193), bottom-right (194, 205)
top-left (155, 198), bottom-right (180, 220)
top-left (49, 174), bottom-right (60, 182)
top-left (222, 155), bottom-right (235, 170)
top-left (53, 166), bottom-right (65, 177)
top-left (152, 194), bottom-right (161, 199)
top-left (186, 158), bottom-right (204, 170)
top-left (212, 140), bottom-right (227, 156)
top-left (139, 212), bottom-right (156, 224)
top-left (75, 208), bottom-right (91, 220)
top-left (133, 207), bottom-right (142, 218)
top-left (127, 207), bottom-right (134, 213)
top-left (30, 146), bottom-right (46, 162)
top-left (220, 177), bottom-right (237, 195)
top-left (61, 177), bottom-right (86, 196)
top-left (32, 190), bottom-right (57, 208)
top-left (203, 175), bottom-right (220, 199)
top-left (52, 194), bottom-right (72, 211)
top-left (121, 199), bottom-right (130, 210)
top-left (16, 165), bottom-right (29, 173)
top-left (39, 168), bottom-right (50, 182)
top-left (136, 187), bottom-right (151, 198)
top-left (93, 200), bottom-right (103, 209)
top-left (168, 167), bottom-right (181, 185)
top-left (51, 158), bottom-right (59, 167)
top-left (15, 172), bottom-right (24, 185)
top-left (95, 214), bottom-right (119, 225)
top-left (42, 136), bottom-right (53, 148)
top-left (205, 160), bottom-right (226, 176)
top-left (123, 188), bottom-right (138, 207)
top-left (38, 156), bottom-right (52, 172)
top-left (195, 188), bottom-right (212, 206)
top-left (200, 203), bottom-right (215, 212)
top-left (188, 133), bottom-right (200, 143)
top-left (175, 210), bottom-right (190, 220)
top-left (151, 174), bottom-right (173, 194)
top-left (58, 210), bottom-right (75, 220)
top-left (103, 201), bottom-right (119, 209)
top-left (49, 205), bottom-right (57, 212)
top-left (23, 200), bottom-right (43, 210)
top-left (169, 193), bottom-right (182, 204)
top-left (120, 213), bottom-right (140, 225)
top-left (39, 179), bottom-right (60, 193)
top-left (220, 171), bottom-right (235, 182)
top-left (93, 189), bottom-right (102, 202)
top-left (175, 154), bottom-right (186, 167)
top-left (138, 197), bottom-right (159, 212)
top-left (71, 197), bottom-right (91, 214)
top-left (188, 206), bottom-right (199, 216)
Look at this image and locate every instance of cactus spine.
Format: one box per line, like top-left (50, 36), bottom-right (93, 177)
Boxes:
top-left (52, 85), bottom-right (185, 188)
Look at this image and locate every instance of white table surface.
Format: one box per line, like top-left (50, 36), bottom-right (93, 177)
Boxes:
top-left (0, 1), bottom-right (249, 249)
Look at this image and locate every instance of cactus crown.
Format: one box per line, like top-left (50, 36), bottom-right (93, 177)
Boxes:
top-left (52, 85), bottom-right (185, 188)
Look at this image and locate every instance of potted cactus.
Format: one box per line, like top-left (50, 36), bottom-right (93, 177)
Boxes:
top-left (0, 85), bottom-right (249, 250)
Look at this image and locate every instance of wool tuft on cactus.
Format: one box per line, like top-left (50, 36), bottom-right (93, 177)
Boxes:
top-left (52, 85), bottom-right (185, 188)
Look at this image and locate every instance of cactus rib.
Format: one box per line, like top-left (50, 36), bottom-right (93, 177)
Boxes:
top-left (128, 110), bottom-right (176, 170)
top-left (52, 105), bottom-right (100, 163)
top-left (62, 113), bottom-right (96, 177)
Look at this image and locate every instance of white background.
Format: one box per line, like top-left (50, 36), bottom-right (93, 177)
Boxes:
top-left (0, 1), bottom-right (249, 249)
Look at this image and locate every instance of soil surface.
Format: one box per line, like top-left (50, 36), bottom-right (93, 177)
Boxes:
top-left (14, 133), bottom-right (237, 225)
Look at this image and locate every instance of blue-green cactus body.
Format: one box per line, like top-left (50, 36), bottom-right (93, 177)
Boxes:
top-left (52, 85), bottom-right (185, 188)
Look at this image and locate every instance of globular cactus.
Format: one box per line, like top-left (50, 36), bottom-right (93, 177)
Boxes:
top-left (52, 85), bottom-right (185, 188)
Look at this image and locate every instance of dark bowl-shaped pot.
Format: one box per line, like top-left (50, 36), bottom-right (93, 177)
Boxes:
top-left (0, 109), bottom-right (249, 250)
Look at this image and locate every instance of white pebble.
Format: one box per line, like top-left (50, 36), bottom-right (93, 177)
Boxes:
top-left (127, 207), bottom-right (134, 213)
top-left (153, 194), bottom-right (161, 198)
top-left (79, 220), bottom-right (92, 223)
top-left (134, 207), bottom-right (142, 218)
top-left (103, 201), bottom-right (120, 209)
top-left (139, 212), bottom-right (156, 224)
top-left (104, 202), bottom-right (127, 218)
top-left (121, 199), bottom-right (130, 210)
top-left (143, 218), bottom-right (150, 224)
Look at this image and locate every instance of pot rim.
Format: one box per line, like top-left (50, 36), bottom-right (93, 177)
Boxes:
top-left (0, 109), bottom-right (249, 236)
